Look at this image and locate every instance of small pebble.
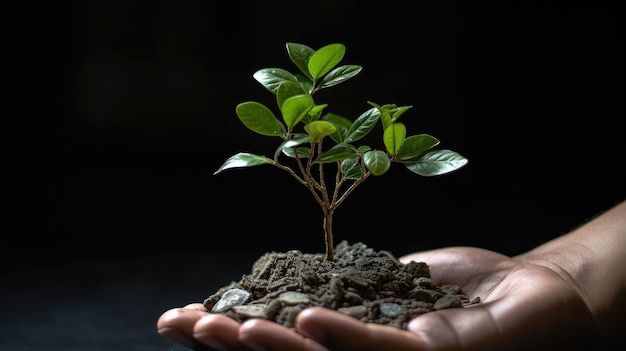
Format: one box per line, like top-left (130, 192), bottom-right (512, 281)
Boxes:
top-left (211, 288), bottom-right (251, 313)
top-left (380, 302), bottom-right (406, 318)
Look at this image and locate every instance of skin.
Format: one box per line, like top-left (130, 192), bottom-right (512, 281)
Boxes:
top-left (158, 200), bottom-right (626, 351)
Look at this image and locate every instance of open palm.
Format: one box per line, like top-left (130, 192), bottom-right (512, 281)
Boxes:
top-left (158, 246), bottom-right (593, 351)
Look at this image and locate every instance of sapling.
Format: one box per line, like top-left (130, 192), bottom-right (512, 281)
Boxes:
top-left (215, 42), bottom-right (468, 260)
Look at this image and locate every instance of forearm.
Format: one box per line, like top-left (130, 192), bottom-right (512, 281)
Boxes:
top-left (518, 200), bottom-right (626, 342)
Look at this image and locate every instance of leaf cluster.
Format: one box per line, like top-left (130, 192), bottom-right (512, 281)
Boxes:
top-left (214, 42), bottom-right (468, 259)
top-left (215, 42), bottom-right (467, 178)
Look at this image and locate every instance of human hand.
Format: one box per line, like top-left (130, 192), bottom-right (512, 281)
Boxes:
top-left (157, 302), bottom-right (329, 351)
top-left (288, 247), bottom-right (594, 351)
top-left (157, 246), bottom-right (593, 351)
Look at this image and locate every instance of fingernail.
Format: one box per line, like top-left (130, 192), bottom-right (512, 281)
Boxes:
top-left (194, 332), bottom-right (228, 351)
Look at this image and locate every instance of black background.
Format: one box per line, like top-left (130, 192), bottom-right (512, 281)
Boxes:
top-left (2, 1), bottom-right (624, 350)
top-left (7, 0), bottom-right (624, 268)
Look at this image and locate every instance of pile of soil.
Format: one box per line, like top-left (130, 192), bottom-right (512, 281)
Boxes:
top-left (203, 241), bottom-right (480, 330)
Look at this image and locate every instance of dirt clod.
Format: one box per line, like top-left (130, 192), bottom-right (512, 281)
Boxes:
top-left (203, 241), bottom-right (479, 330)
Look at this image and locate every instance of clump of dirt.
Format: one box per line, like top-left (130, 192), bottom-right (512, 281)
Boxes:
top-left (203, 241), bottom-right (480, 330)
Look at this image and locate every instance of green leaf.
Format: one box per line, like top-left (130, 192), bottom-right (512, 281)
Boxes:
top-left (341, 157), bottom-right (362, 179)
top-left (390, 105), bottom-right (413, 122)
top-left (294, 73), bottom-right (314, 94)
top-left (236, 101), bottom-right (285, 136)
top-left (276, 81), bottom-right (307, 113)
top-left (396, 134), bottom-right (440, 160)
top-left (367, 102), bottom-right (412, 130)
top-left (383, 123), bottom-right (406, 156)
top-left (344, 107), bottom-right (380, 143)
top-left (324, 112), bottom-right (352, 143)
top-left (367, 101), bottom-right (393, 130)
top-left (214, 153), bottom-right (274, 174)
top-left (309, 104), bottom-right (328, 116)
top-left (308, 43), bottom-right (345, 79)
top-left (303, 103), bottom-right (328, 124)
top-left (305, 120), bottom-right (337, 143)
top-left (253, 68), bottom-right (299, 94)
top-left (364, 150), bottom-right (391, 176)
top-left (281, 94), bottom-right (314, 129)
top-left (315, 143), bottom-right (357, 163)
top-left (274, 135), bottom-right (309, 159)
top-left (282, 147), bottom-right (311, 159)
top-left (403, 149), bottom-right (468, 176)
top-left (318, 65), bottom-right (363, 89)
top-left (287, 42), bottom-right (315, 80)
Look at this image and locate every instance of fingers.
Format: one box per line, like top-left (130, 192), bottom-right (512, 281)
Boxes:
top-left (158, 306), bottom-right (252, 351)
top-left (296, 307), bottom-right (428, 351)
top-left (193, 314), bottom-right (251, 351)
top-left (158, 304), bottom-right (327, 351)
top-left (295, 305), bottom-right (519, 351)
top-left (192, 314), bottom-right (329, 351)
top-left (184, 302), bottom-right (210, 311)
top-left (400, 247), bottom-right (512, 281)
top-left (407, 304), bottom-right (493, 350)
top-left (238, 318), bottom-right (330, 351)
top-left (157, 306), bottom-right (209, 349)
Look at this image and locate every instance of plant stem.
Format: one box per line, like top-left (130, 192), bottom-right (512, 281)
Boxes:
top-left (323, 209), bottom-right (335, 260)
top-left (276, 145), bottom-right (372, 261)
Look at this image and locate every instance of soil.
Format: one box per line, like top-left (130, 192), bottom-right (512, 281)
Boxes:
top-left (203, 241), bottom-right (481, 330)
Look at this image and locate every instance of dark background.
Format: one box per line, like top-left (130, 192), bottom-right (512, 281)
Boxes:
top-left (14, 0), bottom-right (622, 263)
top-left (2, 1), bottom-right (624, 349)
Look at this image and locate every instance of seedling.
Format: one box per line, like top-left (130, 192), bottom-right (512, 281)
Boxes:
top-left (215, 42), bottom-right (468, 260)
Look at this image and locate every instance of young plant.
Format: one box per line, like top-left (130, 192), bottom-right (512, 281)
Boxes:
top-left (215, 42), bottom-right (468, 260)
